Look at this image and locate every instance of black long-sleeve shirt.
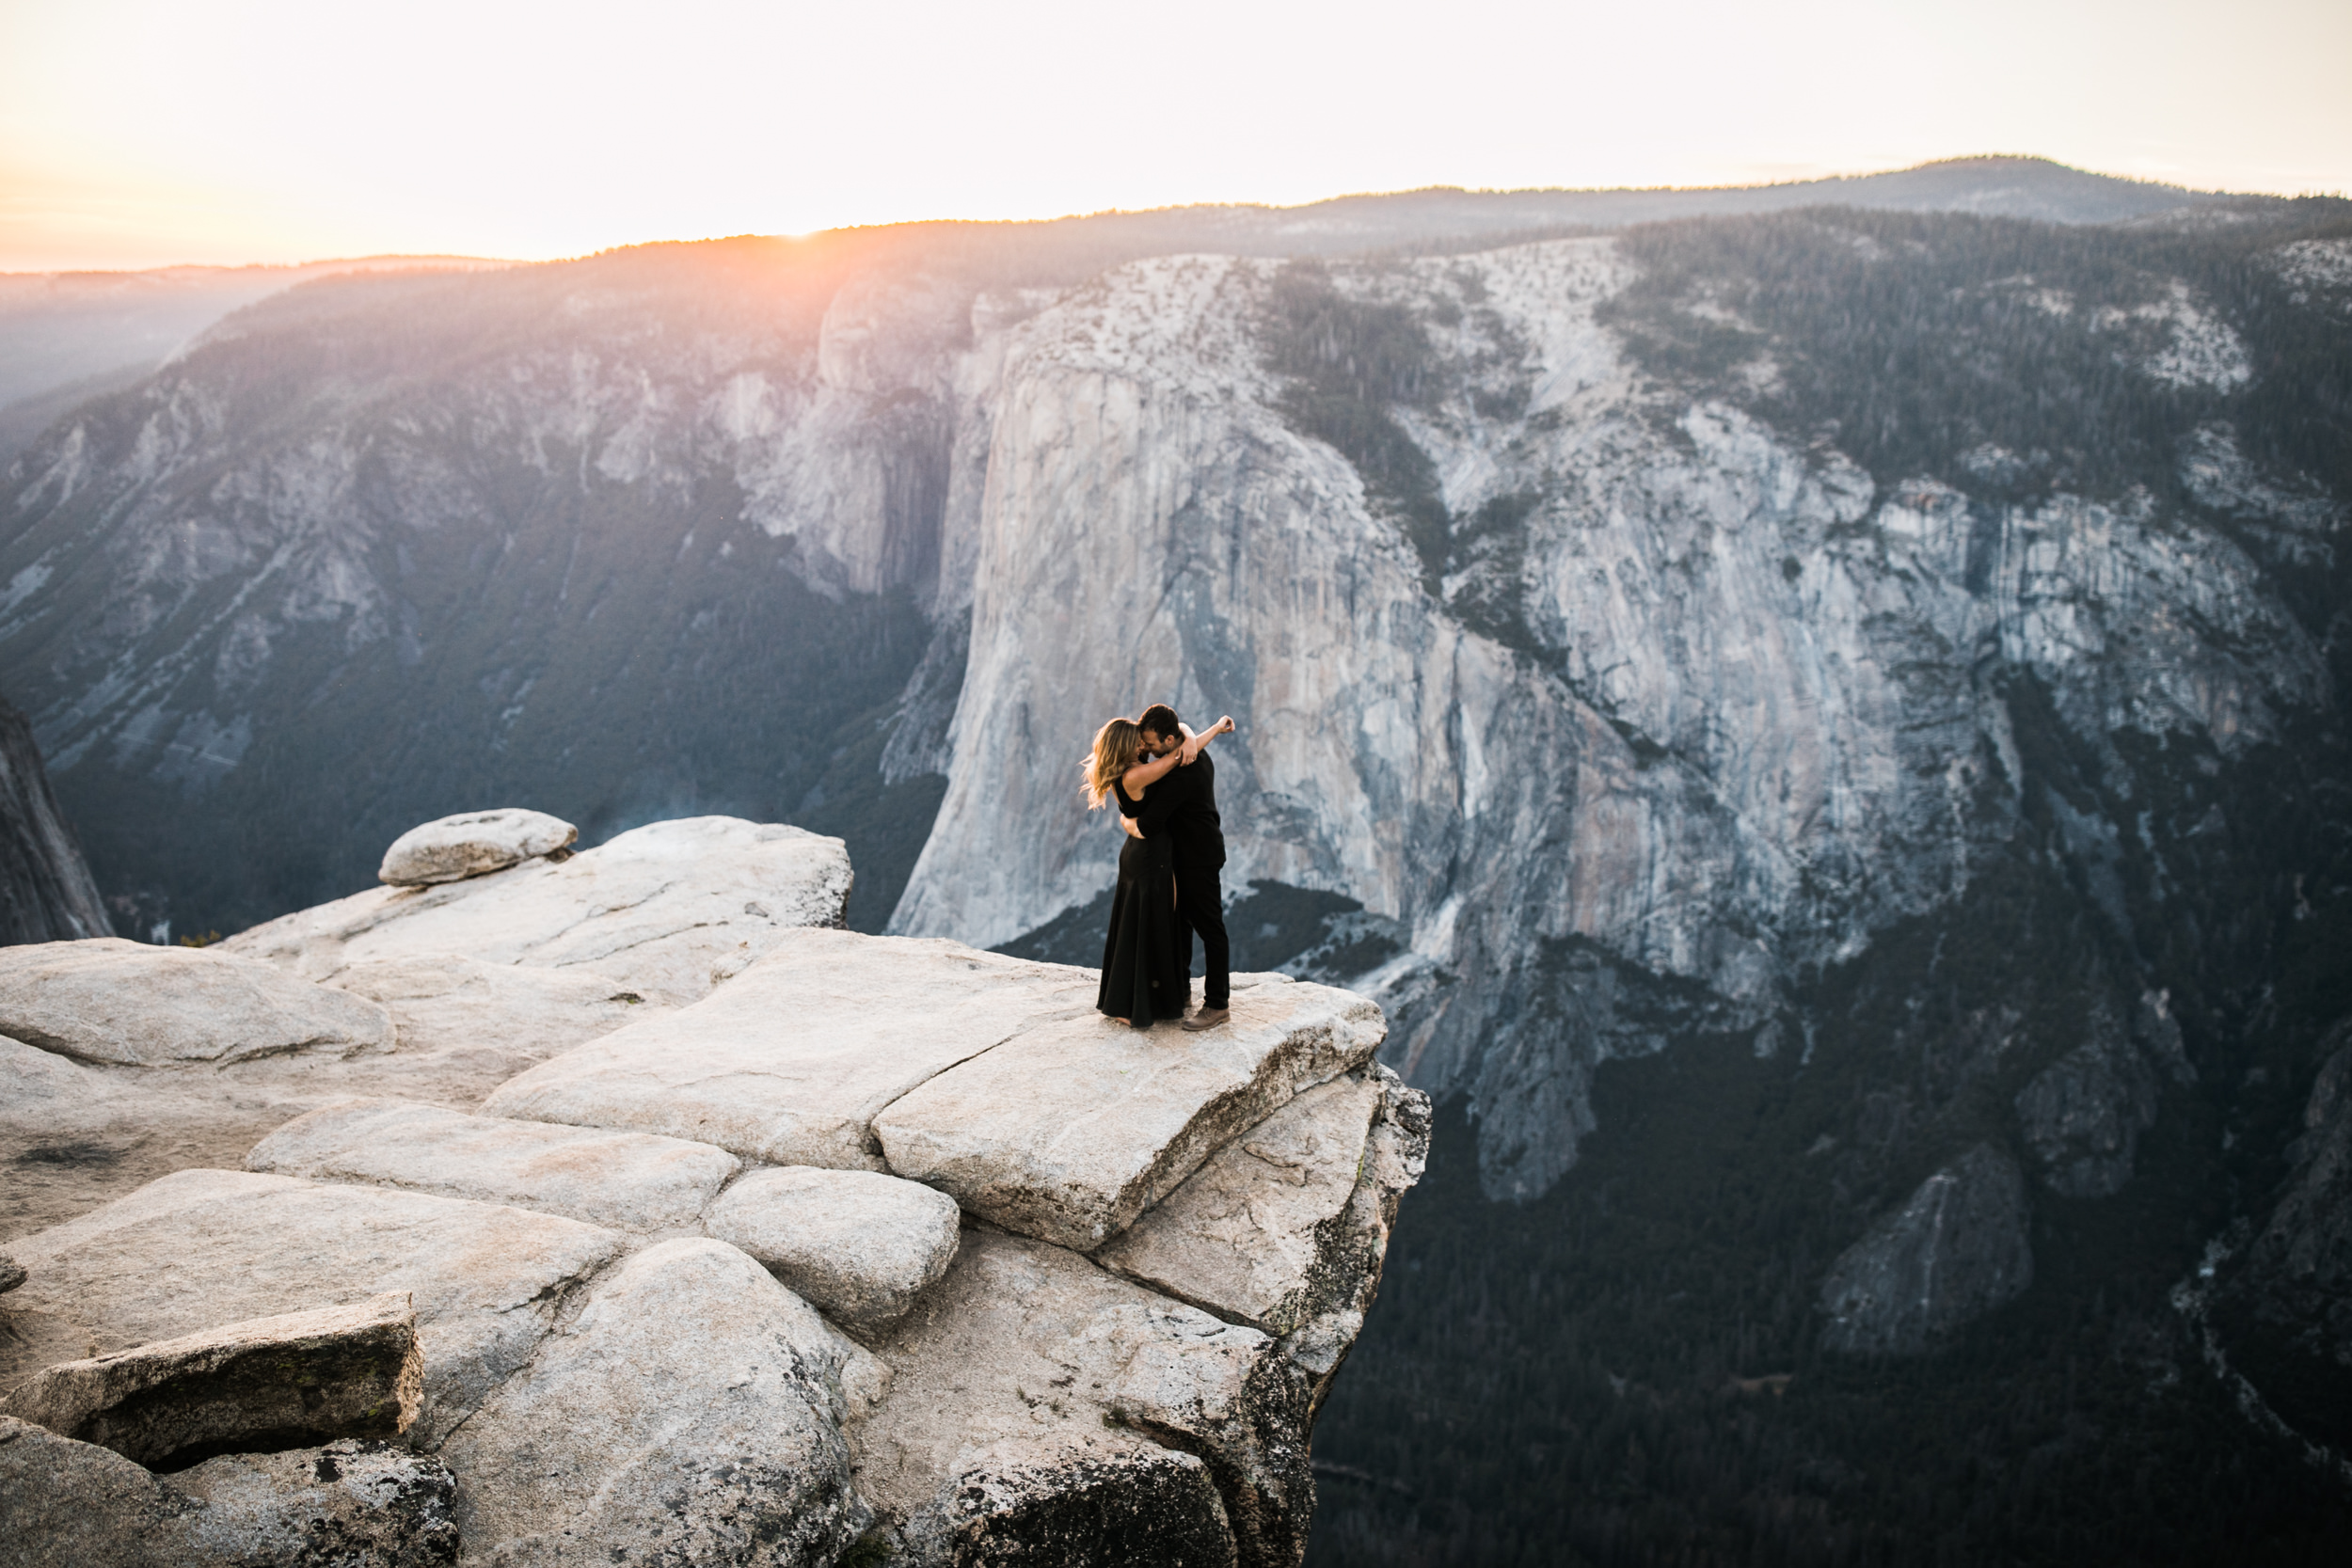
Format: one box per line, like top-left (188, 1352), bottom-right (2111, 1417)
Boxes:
top-left (1137, 750), bottom-right (1225, 871)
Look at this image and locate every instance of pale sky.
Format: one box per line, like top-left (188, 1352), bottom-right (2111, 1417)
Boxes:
top-left (1, 0), bottom-right (2345, 272)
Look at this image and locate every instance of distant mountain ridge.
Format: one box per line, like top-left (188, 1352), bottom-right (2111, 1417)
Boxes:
top-left (1160, 153), bottom-right (2229, 244)
top-left (0, 256), bottom-right (511, 461)
top-left (0, 156), bottom-right (2226, 465)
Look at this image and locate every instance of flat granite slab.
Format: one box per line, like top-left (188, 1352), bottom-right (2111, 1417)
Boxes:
top-left (874, 974), bottom-right (1387, 1250)
top-left (1, 1169), bottom-right (625, 1446)
top-left (483, 928), bottom-right (1099, 1169)
top-left (327, 951), bottom-right (660, 1079)
top-left (245, 1098), bottom-right (741, 1234)
top-left (220, 816), bottom-right (851, 1006)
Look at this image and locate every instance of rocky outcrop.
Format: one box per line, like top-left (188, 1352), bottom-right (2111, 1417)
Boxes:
top-left (869, 974), bottom-right (1384, 1250)
top-left (223, 817), bottom-right (854, 1006)
top-left (1099, 1064), bottom-right (1429, 1380)
top-left (1818, 1145), bottom-right (2034, 1355)
top-left (2, 1293), bottom-right (420, 1469)
top-left (1, 810), bottom-right (1423, 1565)
top-left (847, 1227), bottom-right (1311, 1568)
top-left (376, 809), bottom-right (578, 887)
top-left (0, 694), bottom-right (110, 946)
top-left (0, 939), bottom-right (396, 1067)
top-left (480, 930), bottom-right (1099, 1168)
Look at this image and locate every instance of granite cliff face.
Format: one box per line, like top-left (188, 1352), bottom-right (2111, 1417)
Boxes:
top-left (895, 230), bottom-right (2339, 1211)
top-left (0, 693), bottom-right (110, 945)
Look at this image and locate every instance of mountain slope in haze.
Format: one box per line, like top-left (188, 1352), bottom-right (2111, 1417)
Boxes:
top-left (0, 692), bottom-right (110, 943)
top-left (5, 176), bottom-right (2351, 1563)
top-left (0, 240), bottom-right (950, 936)
top-left (0, 155), bottom-right (2219, 467)
top-left (0, 257), bottom-right (508, 464)
top-left (0, 157), bottom-right (2235, 939)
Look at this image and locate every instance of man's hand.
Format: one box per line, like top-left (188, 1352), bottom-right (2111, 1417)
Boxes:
top-left (1121, 816), bottom-right (1144, 839)
top-left (1179, 715), bottom-right (1235, 766)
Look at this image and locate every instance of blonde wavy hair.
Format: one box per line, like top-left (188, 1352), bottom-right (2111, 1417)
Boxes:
top-left (1083, 717), bottom-right (1144, 810)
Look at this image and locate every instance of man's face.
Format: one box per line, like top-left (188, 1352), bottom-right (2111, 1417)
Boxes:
top-left (1138, 728), bottom-right (1179, 757)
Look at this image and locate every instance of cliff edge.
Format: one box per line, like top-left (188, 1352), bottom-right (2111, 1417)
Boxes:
top-left (0, 809), bottom-right (1428, 1567)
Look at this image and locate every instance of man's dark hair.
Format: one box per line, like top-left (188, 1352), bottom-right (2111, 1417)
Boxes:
top-left (1138, 704), bottom-right (1181, 738)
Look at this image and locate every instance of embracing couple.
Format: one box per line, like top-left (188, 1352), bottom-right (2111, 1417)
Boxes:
top-left (1082, 703), bottom-right (1237, 1030)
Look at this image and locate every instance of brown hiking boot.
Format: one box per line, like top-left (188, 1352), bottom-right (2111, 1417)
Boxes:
top-left (1181, 1006), bottom-right (1230, 1031)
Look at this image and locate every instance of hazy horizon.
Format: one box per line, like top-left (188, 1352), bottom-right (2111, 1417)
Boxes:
top-left (0, 153), bottom-right (2290, 278)
top-left (3, 0), bottom-right (2345, 273)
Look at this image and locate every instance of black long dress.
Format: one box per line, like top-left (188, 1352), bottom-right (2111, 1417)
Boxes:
top-left (1098, 779), bottom-right (1184, 1025)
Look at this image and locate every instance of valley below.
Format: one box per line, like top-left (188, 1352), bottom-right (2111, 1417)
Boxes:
top-left (5, 158), bottom-right (2350, 1563)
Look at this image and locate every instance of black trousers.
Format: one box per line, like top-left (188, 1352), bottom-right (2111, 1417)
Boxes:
top-left (1174, 862), bottom-right (1230, 1009)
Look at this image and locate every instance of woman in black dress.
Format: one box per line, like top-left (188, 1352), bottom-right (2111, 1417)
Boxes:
top-left (1083, 714), bottom-right (1224, 1026)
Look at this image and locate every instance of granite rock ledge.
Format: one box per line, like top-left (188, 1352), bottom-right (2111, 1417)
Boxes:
top-left (0, 811), bottom-right (1428, 1568)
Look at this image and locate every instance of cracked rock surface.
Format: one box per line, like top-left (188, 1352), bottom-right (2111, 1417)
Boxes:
top-left (0, 812), bottom-right (1423, 1565)
top-left (0, 1169), bottom-right (625, 1446)
top-left (246, 1098), bottom-right (741, 1234)
top-left (1, 1291), bottom-right (421, 1470)
top-left (0, 1415), bottom-right (460, 1568)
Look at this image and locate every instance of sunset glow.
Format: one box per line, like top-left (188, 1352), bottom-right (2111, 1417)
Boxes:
top-left (3, 0), bottom-right (2347, 271)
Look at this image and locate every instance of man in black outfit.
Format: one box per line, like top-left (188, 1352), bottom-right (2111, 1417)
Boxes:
top-left (1131, 703), bottom-right (1231, 1030)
